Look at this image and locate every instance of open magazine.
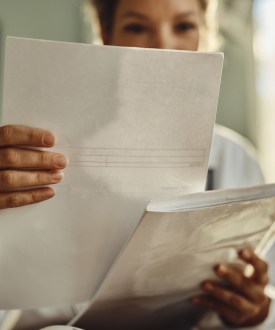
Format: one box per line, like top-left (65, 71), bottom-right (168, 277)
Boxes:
top-left (72, 184), bottom-right (275, 329)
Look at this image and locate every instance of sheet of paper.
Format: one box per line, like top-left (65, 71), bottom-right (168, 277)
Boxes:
top-left (1, 37), bottom-right (223, 309)
top-left (73, 192), bottom-right (275, 330)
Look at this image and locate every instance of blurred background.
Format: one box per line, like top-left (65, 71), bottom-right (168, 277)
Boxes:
top-left (0, 0), bottom-right (274, 182)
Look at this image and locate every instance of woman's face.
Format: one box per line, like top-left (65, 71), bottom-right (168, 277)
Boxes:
top-left (109, 0), bottom-right (205, 51)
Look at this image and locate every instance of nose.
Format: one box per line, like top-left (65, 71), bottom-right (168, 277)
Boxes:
top-left (151, 25), bottom-right (177, 50)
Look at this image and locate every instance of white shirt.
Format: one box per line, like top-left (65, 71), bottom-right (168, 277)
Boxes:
top-left (209, 125), bottom-right (264, 190)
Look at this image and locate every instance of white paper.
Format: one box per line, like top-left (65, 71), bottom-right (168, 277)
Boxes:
top-left (1, 37), bottom-right (223, 309)
top-left (73, 185), bottom-right (275, 329)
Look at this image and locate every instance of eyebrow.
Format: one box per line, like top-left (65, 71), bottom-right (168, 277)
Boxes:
top-left (174, 12), bottom-right (197, 19)
top-left (121, 11), bottom-right (196, 20)
top-left (121, 11), bottom-right (150, 21)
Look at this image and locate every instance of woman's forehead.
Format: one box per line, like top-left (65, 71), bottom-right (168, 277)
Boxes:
top-left (116, 0), bottom-right (203, 18)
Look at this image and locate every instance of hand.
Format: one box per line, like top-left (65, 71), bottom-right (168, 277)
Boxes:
top-left (192, 248), bottom-right (271, 327)
top-left (0, 125), bottom-right (68, 209)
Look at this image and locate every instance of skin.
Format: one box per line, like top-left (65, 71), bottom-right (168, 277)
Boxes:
top-left (0, 0), bottom-right (270, 327)
top-left (107, 0), bottom-right (203, 50)
top-left (0, 125), bottom-right (67, 208)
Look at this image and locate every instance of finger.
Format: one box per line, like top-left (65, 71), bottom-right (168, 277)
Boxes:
top-left (0, 170), bottom-right (64, 190)
top-left (0, 148), bottom-right (68, 170)
top-left (201, 281), bottom-right (258, 314)
top-left (214, 264), bottom-right (265, 302)
top-left (0, 125), bottom-right (55, 147)
top-left (239, 249), bottom-right (269, 286)
top-left (193, 293), bottom-right (270, 327)
top-left (192, 295), bottom-right (245, 326)
top-left (0, 188), bottom-right (55, 209)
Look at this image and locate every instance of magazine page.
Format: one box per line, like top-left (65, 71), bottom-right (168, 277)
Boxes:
top-left (73, 186), bottom-right (275, 329)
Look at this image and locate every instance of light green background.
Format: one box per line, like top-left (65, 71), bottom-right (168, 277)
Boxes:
top-left (0, 0), bottom-right (87, 119)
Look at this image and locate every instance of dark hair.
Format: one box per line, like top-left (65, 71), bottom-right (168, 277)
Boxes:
top-left (91, 0), bottom-right (118, 37)
top-left (91, 0), bottom-right (209, 37)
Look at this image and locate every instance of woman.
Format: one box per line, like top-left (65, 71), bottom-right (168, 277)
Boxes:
top-left (0, 0), bottom-right (271, 329)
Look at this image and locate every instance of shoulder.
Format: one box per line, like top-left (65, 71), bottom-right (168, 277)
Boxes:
top-left (212, 124), bottom-right (259, 159)
top-left (209, 124), bottom-right (265, 189)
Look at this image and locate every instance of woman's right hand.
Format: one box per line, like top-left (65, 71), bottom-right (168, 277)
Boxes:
top-left (0, 125), bottom-right (68, 210)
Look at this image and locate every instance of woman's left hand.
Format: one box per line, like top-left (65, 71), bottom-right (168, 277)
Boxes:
top-left (191, 248), bottom-right (271, 327)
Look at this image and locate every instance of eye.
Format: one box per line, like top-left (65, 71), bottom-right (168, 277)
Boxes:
top-left (175, 22), bottom-right (196, 32)
top-left (123, 23), bottom-right (148, 34)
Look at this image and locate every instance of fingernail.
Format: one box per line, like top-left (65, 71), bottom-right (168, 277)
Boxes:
top-left (44, 188), bottom-right (55, 198)
top-left (241, 249), bottom-right (251, 259)
top-left (51, 171), bottom-right (64, 181)
top-left (42, 134), bottom-right (55, 146)
top-left (54, 155), bottom-right (68, 168)
top-left (203, 282), bottom-right (213, 291)
top-left (218, 264), bottom-right (227, 275)
top-left (39, 188), bottom-right (55, 200)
